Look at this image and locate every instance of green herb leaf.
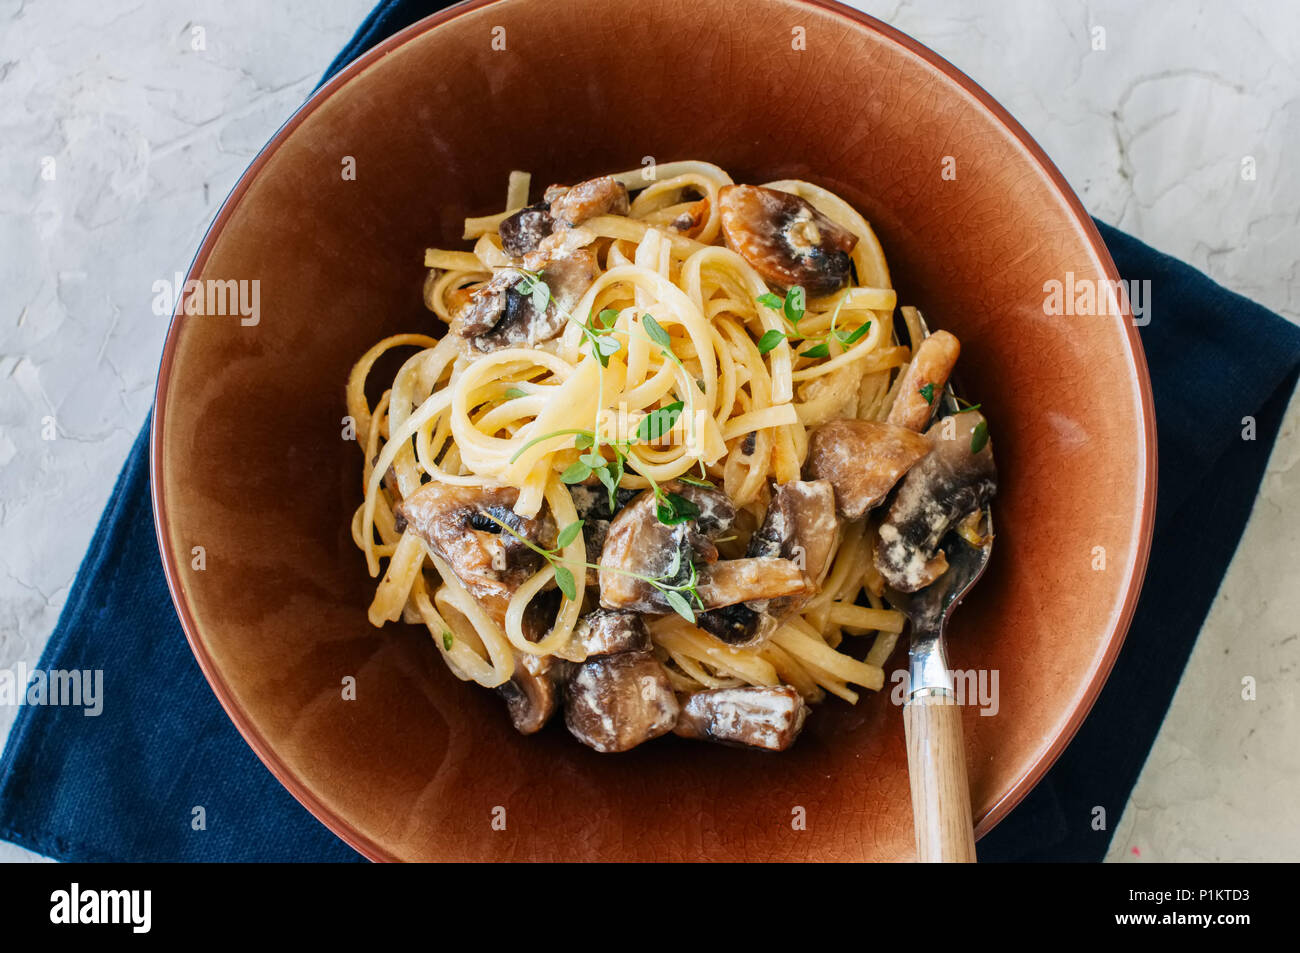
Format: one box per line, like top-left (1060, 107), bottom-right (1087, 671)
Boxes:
top-left (656, 491), bottom-right (701, 526)
top-left (441, 630), bottom-right (454, 651)
top-left (663, 545), bottom-right (683, 579)
top-left (784, 285), bottom-right (806, 325)
top-left (595, 462), bottom-right (617, 498)
top-left (919, 382), bottom-right (935, 405)
top-left (955, 402), bottom-right (983, 414)
top-left (757, 329), bottom-right (787, 355)
top-left (559, 461), bottom-right (592, 484)
top-left (598, 452), bottom-right (624, 510)
top-left (636, 400), bottom-right (685, 442)
top-left (642, 314), bottom-right (672, 348)
top-left (836, 321), bottom-right (872, 346)
top-left (970, 419), bottom-right (990, 454)
top-left (597, 308), bottom-right (620, 329)
top-left (592, 332), bottom-right (622, 367)
top-left (800, 341), bottom-right (830, 359)
top-left (574, 432), bottom-right (595, 450)
top-left (664, 589), bottom-right (695, 623)
top-left (554, 565), bottom-right (577, 601)
top-left (757, 292), bottom-right (784, 310)
top-left (515, 273), bottom-right (550, 313)
top-left (504, 386), bottom-right (528, 399)
top-left (555, 520), bottom-right (584, 549)
top-left (677, 473), bottom-right (715, 488)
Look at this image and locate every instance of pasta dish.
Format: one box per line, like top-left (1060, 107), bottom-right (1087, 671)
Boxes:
top-left (348, 161), bottom-right (996, 752)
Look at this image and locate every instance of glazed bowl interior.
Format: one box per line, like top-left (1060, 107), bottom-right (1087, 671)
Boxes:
top-left (153, 0), bottom-right (1154, 861)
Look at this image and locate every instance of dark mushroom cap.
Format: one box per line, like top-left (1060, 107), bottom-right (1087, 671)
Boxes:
top-left (874, 411), bottom-right (997, 592)
top-left (718, 185), bottom-right (858, 296)
top-left (696, 602), bottom-right (776, 646)
top-left (564, 652), bottom-right (679, 752)
top-left (497, 660), bottom-right (561, 735)
top-left (498, 201), bottom-right (555, 258)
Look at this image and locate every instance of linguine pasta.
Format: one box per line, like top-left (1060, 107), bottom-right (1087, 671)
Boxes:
top-left (347, 160), bottom-right (994, 752)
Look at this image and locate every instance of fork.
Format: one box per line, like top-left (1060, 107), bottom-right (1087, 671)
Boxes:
top-left (888, 316), bottom-right (995, 863)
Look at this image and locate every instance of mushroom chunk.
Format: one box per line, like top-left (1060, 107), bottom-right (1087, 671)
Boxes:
top-left (718, 185), bottom-right (858, 296)
top-left (887, 330), bottom-right (962, 432)
top-left (571, 609), bottom-right (652, 659)
top-left (805, 419), bottom-right (932, 519)
top-left (695, 603), bottom-right (778, 646)
top-left (498, 201), bottom-right (555, 258)
top-left (693, 481), bottom-right (836, 642)
top-left (696, 558), bottom-right (812, 611)
top-left (451, 241), bottom-right (599, 353)
top-left (874, 411), bottom-right (997, 592)
top-left (497, 658), bottom-right (562, 735)
top-left (547, 175), bottom-right (630, 227)
top-left (394, 483), bottom-right (555, 622)
top-left (674, 685), bottom-right (809, 751)
top-left (451, 268), bottom-right (563, 350)
top-left (598, 483), bottom-right (735, 614)
top-left (747, 480), bottom-right (840, 591)
top-left (564, 652), bottom-right (679, 752)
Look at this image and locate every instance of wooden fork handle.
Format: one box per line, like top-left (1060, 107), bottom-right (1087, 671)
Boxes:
top-left (904, 691), bottom-right (977, 862)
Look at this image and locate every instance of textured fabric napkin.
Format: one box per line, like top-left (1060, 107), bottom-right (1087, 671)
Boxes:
top-left (3, 0), bottom-right (1298, 862)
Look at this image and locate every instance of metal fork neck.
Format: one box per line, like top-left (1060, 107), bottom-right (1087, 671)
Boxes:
top-left (908, 633), bottom-right (954, 697)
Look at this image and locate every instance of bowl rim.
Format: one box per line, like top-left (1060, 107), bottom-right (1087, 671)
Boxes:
top-left (150, 0), bottom-right (1158, 863)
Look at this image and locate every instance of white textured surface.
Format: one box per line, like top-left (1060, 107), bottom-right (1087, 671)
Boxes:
top-left (0, 0), bottom-right (1297, 863)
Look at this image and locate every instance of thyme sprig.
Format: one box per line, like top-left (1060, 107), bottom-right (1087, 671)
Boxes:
top-left (755, 285), bottom-right (871, 358)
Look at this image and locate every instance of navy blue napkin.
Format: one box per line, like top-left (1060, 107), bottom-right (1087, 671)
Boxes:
top-left (3, 0), bottom-right (1298, 862)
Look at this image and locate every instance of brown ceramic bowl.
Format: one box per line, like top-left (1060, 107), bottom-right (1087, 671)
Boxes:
top-left (152, 0), bottom-right (1155, 861)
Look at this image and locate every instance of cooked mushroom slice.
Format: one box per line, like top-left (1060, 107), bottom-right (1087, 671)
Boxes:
top-left (695, 603), bottom-right (778, 646)
top-left (674, 685), bottom-right (809, 751)
top-left (571, 608), bottom-right (652, 658)
top-left (548, 175), bottom-right (631, 227)
top-left (498, 201), bottom-right (555, 258)
top-left (887, 330), bottom-right (962, 432)
top-left (450, 268), bottom-right (562, 350)
top-left (874, 411), bottom-right (997, 592)
top-left (718, 185), bottom-right (858, 296)
top-left (564, 652), bottom-right (679, 752)
top-left (497, 655), bottom-right (562, 735)
top-left (451, 243), bottom-right (599, 352)
top-left (598, 483), bottom-right (735, 613)
top-left (747, 480), bottom-right (840, 590)
top-left (395, 483), bottom-right (555, 622)
top-left (805, 419), bottom-right (931, 519)
top-left (676, 484), bottom-right (833, 644)
top-left (696, 557), bottom-right (812, 610)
